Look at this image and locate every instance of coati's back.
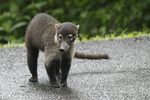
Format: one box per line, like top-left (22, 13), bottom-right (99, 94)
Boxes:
top-left (25, 13), bottom-right (60, 51)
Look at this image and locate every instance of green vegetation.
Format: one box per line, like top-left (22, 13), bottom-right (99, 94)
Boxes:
top-left (80, 29), bottom-right (150, 41)
top-left (0, 42), bottom-right (25, 48)
top-left (1, 30), bottom-right (150, 48)
top-left (0, 0), bottom-right (150, 43)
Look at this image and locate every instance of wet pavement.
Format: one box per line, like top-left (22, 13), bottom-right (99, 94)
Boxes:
top-left (1, 36), bottom-right (150, 100)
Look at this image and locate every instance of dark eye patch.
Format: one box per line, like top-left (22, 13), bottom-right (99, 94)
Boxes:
top-left (67, 34), bottom-right (74, 41)
top-left (58, 34), bottom-right (63, 41)
top-left (68, 36), bottom-right (72, 39)
top-left (59, 35), bottom-right (62, 39)
top-left (74, 36), bottom-right (77, 39)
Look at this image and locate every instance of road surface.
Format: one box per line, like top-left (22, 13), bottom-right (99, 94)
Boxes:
top-left (1, 36), bottom-right (150, 100)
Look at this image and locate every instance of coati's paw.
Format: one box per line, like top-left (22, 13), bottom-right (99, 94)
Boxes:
top-left (60, 81), bottom-right (67, 87)
top-left (51, 84), bottom-right (60, 88)
top-left (51, 81), bottom-right (60, 88)
top-left (60, 84), bottom-right (67, 87)
top-left (29, 77), bottom-right (38, 82)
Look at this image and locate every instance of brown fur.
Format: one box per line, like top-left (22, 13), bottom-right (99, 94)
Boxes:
top-left (75, 51), bottom-right (109, 59)
top-left (25, 13), bottom-right (109, 88)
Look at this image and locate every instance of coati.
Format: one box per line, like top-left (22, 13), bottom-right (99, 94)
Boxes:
top-left (25, 13), bottom-right (109, 88)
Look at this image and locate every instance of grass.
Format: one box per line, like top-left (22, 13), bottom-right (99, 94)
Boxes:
top-left (0, 30), bottom-right (150, 48)
top-left (80, 30), bottom-right (150, 41)
top-left (0, 42), bottom-right (25, 48)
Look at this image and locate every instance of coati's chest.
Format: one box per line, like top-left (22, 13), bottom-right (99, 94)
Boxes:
top-left (44, 41), bottom-right (76, 61)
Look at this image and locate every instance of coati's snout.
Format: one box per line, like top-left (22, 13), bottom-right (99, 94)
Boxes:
top-left (60, 42), bottom-right (69, 52)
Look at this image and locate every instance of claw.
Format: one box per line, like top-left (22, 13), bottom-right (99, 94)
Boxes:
top-left (60, 83), bottom-right (67, 87)
top-left (29, 77), bottom-right (38, 82)
top-left (51, 85), bottom-right (60, 88)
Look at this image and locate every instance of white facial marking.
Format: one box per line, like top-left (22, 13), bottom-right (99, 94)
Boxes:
top-left (54, 32), bottom-right (59, 45)
top-left (68, 34), bottom-right (73, 41)
top-left (68, 34), bottom-right (73, 37)
top-left (59, 34), bottom-right (62, 37)
top-left (58, 34), bottom-right (63, 41)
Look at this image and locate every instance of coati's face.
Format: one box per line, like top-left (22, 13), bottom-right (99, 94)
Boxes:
top-left (55, 22), bottom-right (79, 52)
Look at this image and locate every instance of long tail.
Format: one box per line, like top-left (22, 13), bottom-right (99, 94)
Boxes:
top-left (74, 51), bottom-right (109, 59)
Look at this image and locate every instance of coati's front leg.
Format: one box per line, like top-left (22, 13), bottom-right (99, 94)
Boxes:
top-left (60, 57), bottom-right (71, 87)
top-left (45, 59), bottom-right (60, 88)
top-left (27, 47), bottom-right (39, 82)
top-left (55, 60), bottom-right (62, 79)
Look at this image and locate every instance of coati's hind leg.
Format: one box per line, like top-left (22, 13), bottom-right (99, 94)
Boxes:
top-left (27, 47), bottom-right (39, 82)
top-left (60, 57), bottom-right (71, 87)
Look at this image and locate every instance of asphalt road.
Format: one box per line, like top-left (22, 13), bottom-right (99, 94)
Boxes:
top-left (1, 36), bottom-right (150, 100)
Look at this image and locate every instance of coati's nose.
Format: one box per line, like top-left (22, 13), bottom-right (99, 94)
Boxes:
top-left (60, 48), bottom-right (65, 52)
top-left (60, 42), bottom-right (69, 52)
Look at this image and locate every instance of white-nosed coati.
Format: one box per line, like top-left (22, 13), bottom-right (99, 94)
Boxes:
top-left (25, 13), bottom-right (109, 88)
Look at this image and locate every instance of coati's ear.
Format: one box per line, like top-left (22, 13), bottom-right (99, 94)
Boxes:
top-left (76, 25), bottom-right (80, 30)
top-left (55, 24), bottom-right (60, 29)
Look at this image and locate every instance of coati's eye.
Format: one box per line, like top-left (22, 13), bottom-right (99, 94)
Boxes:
top-left (68, 36), bottom-right (72, 39)
top-left (68, 34), bottom-right (73, 41)
top-left (58, 34), bottom-right (63, 40)
top-left (59, 36), bottom-right (62, 39)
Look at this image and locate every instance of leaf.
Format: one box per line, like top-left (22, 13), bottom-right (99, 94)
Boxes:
top-left (121, 28), bottom-right (128, 36)
top-left (80, 11), bottom-right (88, 18)
top-left (0, 27), bottom-right (5, 31)
top-left (9, 2), bottom-right (19, 12)
top-left (35, 2), bottom-right (47, 9)
top-left (10, 22), bottom-right (27, 32)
